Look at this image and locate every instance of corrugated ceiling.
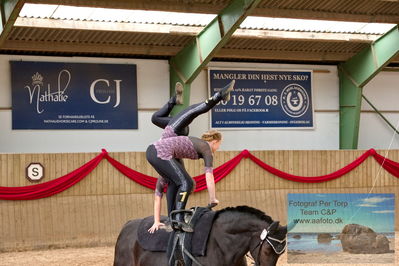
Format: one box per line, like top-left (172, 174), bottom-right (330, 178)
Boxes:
top-left (0, 0), bottom-right (398, 63)
top-left (19, 4), bottom-right (395, 34)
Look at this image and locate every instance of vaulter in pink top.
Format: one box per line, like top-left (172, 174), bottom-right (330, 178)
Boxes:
top-left (154, 126), bottom-right (214, 173)
top-left (146, 80), bottom-right (235, 233)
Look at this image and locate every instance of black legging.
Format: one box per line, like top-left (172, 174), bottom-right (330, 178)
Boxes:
top-left (151, 96), bottom-right (189, 136)
top-left (151, 96), bottom-right (187, 216)
top-left (147, 144), bottom-right (194, 211)
top-left (146, 96), bottom-right (221, 221)
top-left (167, 99), bottom-right (218, 136)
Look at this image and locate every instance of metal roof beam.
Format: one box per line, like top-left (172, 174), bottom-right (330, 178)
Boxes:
top-left (250, 8), bottom-right (399, 24)
top-left (339, 25), bottom-right (399, 149)
top-left (1, 39), bottom-right (181, 55)
top-left (169, 0), bottom-right (261, 112)
top-left (0, 39), bottom-right (358, 62)
top-left (15, 17), bottom-right (380, 43)
top-left (0, 0), bottom-right (24, 46)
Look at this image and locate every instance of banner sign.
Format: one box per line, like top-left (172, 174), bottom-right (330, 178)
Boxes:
top-left (11, 61), bottom-right (138, 129)
top-left (287, 193), bottom-right (395, 264)
top-left (209, 68), bottom-right (313, 128)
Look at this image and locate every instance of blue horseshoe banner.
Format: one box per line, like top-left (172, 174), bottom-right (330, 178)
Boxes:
top-left (11, 61), bottom-right (137, 129)
top-left (209, 68), bottom-right (313, 128)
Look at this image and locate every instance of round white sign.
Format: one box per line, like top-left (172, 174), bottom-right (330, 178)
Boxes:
top-left (26, 163), bottom-right (44, 181)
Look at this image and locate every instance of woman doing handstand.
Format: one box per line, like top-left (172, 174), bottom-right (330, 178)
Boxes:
top-left (146, 80), bottom-right (234, 232)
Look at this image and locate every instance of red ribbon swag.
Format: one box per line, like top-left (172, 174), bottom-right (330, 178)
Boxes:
top-left (0, 148), bottom-right (398, 200)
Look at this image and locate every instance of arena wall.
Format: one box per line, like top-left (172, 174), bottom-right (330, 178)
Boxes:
top-left (0, 149), bottom-right (398, 251)
top-left (1, 55), bottom-right (398, 153)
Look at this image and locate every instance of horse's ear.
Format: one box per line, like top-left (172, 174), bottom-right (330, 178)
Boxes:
top-left (280, 225), bottom-right (288, 234)
top-left (267, 221), bottom-right (280, 233)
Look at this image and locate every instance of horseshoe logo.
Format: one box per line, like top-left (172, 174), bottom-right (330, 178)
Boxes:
top-left (281, 84), bottom-right (309, 118)
top-left (286, 91), bottom-right (304, 112)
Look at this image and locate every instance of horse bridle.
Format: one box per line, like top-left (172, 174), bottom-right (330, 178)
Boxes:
top-left (251, 228), bottom-right (287, 266)
top-left (250, 229), bottom-right (266, 266)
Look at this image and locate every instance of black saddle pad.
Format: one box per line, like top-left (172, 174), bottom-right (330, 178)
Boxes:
top-left (137, 208), bottom-right (216, 256)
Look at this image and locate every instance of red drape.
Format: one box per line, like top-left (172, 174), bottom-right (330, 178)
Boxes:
top-left (104, 149), bottom-right (246, 192)
top-left (1, 148), bottom-right (398, 200)
top-left (104, 150), bottom-right (157, 189)
top-left (372, 149), bottom-right (399, 177)
top-left (193, 150), bottom-right (245, 191)
top-left (245, 149), bottom-right (374, 183)
top-left (0, 150), bottom-right (106, 200)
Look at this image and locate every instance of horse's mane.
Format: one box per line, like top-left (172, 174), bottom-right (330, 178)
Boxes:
top-left (215, 205), bottom-right (273, 224)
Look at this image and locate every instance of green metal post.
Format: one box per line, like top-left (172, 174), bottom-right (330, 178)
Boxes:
top-left (0, 0), bottom-right (24, 46)
top-left (339, 67), bottom-right (362, 149)
top-left (169, 0), bottom-right (261, 114)
top-left (339, 25), bottom-right (399, 149)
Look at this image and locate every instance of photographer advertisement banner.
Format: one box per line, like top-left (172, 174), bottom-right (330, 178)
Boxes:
top-left (287, 193), bottom-right (395, 264)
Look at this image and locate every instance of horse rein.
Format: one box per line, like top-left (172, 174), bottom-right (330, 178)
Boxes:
top-left (251, 228), bottom-right (267, 266)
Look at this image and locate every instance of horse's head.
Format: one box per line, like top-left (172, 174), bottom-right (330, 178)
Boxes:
top-left (250, 221), bottom-right (287, 266)
top-left (213, 206), bottom-right (287, 265)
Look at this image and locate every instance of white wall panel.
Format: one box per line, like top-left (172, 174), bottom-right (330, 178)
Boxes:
top-left (362, 71), bottom-right (399, 111)
top-left (359, 71), bottom-right (399, 150)
top-left (359, 112), bottom-right (399, 150)
top-left (0, 56), bottom-right (342, 152)
top-left (0, 111), bottom-right (165, 153)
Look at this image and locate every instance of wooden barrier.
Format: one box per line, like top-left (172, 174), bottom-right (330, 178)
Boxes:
top-left (0, 150), bottom-right (398, 251)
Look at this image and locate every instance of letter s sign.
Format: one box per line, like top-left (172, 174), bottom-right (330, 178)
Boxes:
top-left (26, 163), bottom-right (44, 182)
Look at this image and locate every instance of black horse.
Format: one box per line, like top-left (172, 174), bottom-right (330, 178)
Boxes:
top-left (114, 205), bottom-right (287, 266)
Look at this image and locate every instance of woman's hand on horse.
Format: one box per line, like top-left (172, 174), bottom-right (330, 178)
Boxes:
top-left (210, 198), bottom-right (219, 205)
top-left (207, 199), bottom-right (219, 209)
top-left (148, 222), bottom-right (165, 234)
